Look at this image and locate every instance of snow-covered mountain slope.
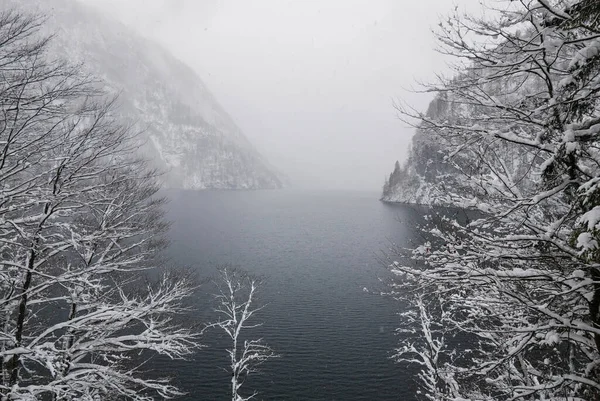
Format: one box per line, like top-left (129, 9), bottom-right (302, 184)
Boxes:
top-left (382, 90), bottom-right (537, 207)
top-left (5, 0), bottom-right (284, 190)
top-left (381, 96), bottom-right (458, 206)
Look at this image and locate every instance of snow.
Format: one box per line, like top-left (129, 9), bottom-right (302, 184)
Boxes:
top-left (579, 206), bottom-right (600, 230)
top-left (563, 129), bottom-right (575, 142)
top-left (576, 232), bottom-right (598, 252)
top-left (569, 37), bottom-right (600, 70)
top-left (543, 36), bottom-right (563, 53)
top-left (383, 2), bottom-right (600, 399)
top-left (558, 76), bottom-right (575, 89)
top-left (565, 141), bottom-right (579, 154)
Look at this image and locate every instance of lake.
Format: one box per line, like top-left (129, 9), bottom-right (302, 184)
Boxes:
top-left (160, 189), bottom-right (423, 400)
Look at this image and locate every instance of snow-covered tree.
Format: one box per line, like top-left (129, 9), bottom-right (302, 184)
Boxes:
top-left (0, 9), bottom-right (198, 400)
top-left (209, 268), bottom-right (277, 401)
top-left (382, 161), bottom-right (402, 198)
top-left (382, 95), bottom-right (460, 204)
top-left (390, 1), bottom-right (600, 399)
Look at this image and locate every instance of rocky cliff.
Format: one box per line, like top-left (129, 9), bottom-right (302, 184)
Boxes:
top-left (6, 0), bottom-right (285, 190)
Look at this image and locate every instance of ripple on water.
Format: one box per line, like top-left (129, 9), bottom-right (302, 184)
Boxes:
top-left (157, 189), bottom-right (422, 400)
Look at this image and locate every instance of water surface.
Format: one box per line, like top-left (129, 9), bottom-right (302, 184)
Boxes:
top-left (162, 189), bottom-right (422, 400)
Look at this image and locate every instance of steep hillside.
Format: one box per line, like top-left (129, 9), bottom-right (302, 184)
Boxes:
top-left (382, 88), bottom-right (538, 207)
top-left (4, 0), bottom-right (284, 190)
top-left (381, 96), bottom-right (458, 205)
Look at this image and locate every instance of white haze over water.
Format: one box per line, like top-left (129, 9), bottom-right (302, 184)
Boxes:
top-left (78, 0), bottom-right (480, 190)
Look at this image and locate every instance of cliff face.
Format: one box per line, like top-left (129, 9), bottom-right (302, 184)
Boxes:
top-left (382, 90), bottom-right (537, 207)
top-left (381, 96), bottom-right (458, 206)
top-left (7, 0), bottom-right (284, 190)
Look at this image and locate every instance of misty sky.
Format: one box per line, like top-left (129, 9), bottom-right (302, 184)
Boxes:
top-left (79, 0), bottom-right (479, 190)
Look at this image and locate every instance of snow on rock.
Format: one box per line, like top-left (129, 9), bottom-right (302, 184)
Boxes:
top-left (382, 91), bottom-right (540, 208)
top-left (380, 96), bottom-right (466, 207)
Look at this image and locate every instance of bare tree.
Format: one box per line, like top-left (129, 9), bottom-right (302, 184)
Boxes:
top-left (209, 268), bottom-right (277, 401)
top-left (394, 295), bottom-right (460, 401)
top-left (390, 0), bottom-right (600, 399)
top-left (0, 9), bottom-right (199, 400)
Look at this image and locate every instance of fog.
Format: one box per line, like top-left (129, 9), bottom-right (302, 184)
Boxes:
top-left (79, 0), bottom-right (478, 191)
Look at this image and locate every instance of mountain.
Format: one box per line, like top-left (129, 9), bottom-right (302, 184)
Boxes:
top-left (382, 89), bottom-right (537, 207)
top-left (4, 0), bottom-right (284, 190)
top-left (381, 96), bottom-right (458, 205)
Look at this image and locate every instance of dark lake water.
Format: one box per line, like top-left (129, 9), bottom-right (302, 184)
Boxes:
top-left (160, 189), bottom-right (422, 400)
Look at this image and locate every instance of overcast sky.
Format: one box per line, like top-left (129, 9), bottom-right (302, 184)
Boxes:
top-left (79, 0), bottom-right (479, 190)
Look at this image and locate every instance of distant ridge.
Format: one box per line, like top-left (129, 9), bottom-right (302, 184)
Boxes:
top-left (4, 0), bottom-right (285, 190)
